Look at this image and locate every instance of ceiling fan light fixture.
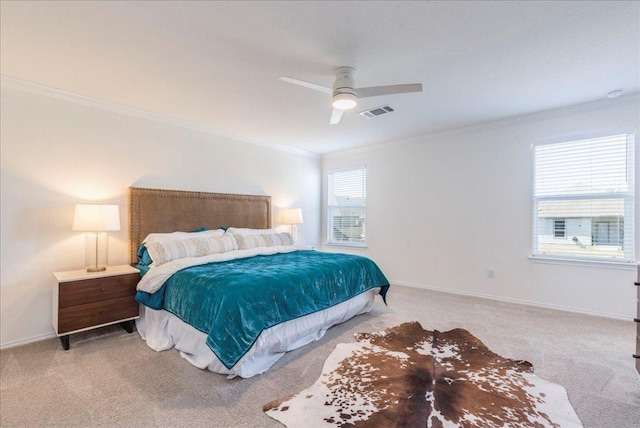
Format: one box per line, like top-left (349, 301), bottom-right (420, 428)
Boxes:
top-left (332, 93), bottom-right (357, 110)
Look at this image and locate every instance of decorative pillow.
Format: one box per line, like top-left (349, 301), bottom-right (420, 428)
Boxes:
top-left (146, 234), bottom-right (238, 266)
top-left (143, 229), bottom-right (224, 244)
top-left (234, 234), bottom-right (268, 250)
top-left (138, 228), bottom-right (218, 266)
top-left (226, 227), bottom-right (277, 236)
top-left (264, 233), bottom-right (294, 247)
top-left (235, 232), bottom-right (294, 250)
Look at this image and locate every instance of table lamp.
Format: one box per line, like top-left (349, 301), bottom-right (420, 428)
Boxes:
top-left (72, 204), bottom-right (120, 272)
top-left (281, 208), bottom-right (303, 243)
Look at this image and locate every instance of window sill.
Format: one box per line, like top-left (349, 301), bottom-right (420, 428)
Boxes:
top-left (529, 255), bottom-right (637, 270)
top-left (325, 242), bottom-right (368, 249)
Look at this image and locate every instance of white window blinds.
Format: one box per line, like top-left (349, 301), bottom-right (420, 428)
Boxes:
top-left (533, 134), bottom-right (635, 262)
top-left (327, 167), bottom-right (366, 246)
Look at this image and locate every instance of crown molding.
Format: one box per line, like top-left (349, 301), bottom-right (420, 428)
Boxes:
top-left (0, 75), bottom-right (321, 159)
top-left (3, 74), bottom-right (636, 161)
top-left (323, 92), bottom-right (640, 159)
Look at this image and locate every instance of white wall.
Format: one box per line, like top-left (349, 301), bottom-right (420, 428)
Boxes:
top-left (0, 83), bottom-right (321, 348)
top-left (322, 96), bottom-right (639, 319)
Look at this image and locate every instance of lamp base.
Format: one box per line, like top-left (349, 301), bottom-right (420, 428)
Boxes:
top-left (84, 232), bottom-right (108, 273)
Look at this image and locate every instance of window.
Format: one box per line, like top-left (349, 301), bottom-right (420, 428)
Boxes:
top-left (592, 218), bottom-right (624, 246)
top-left (327, 167), bottom-right (366, 246)
top-left (533, 134), bottom-right (635, 262)
top-left (553, 219), bottom-right (566, 238)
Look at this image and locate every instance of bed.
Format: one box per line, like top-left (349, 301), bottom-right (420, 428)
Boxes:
top-left (130, 187), bottom-right (389, 378)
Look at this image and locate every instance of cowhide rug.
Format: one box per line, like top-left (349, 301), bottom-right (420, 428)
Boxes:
top-left (264, 322), bottom-right (582, 428)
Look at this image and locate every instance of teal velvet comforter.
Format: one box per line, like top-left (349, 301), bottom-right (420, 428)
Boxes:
top-left (136, 250), bottom-right (389, 369)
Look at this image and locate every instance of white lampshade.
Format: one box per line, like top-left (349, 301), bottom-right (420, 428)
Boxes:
top-left (72, 204), bottom-right (121, 232)
top-left (281, 208), bottom-right (303, 225)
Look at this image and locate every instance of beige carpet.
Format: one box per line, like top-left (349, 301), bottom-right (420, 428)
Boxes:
top-left (1, 285), bottom-right (639, 427)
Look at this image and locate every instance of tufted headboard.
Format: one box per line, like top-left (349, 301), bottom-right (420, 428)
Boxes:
top-left (129, 187), bottom-right (271, 263)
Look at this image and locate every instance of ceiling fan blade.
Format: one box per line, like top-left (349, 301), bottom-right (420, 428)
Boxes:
top-left (278, 76), bottom-right (332, 94)
top-left (356, 83), bottom-right (423, 98)
top-left (330, 108), bottom-right (344, 125)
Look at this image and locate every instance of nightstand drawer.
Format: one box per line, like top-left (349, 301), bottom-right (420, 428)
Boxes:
top-left (58, 296), bottom-right (139, 333)
top-left (59, 273), bottom-right (138, 308)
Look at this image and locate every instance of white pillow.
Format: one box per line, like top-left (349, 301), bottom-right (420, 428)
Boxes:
top-left (146, 234), bottom-right (238, 266)
top-left (143, 229), bottom-right (225, 244)
top-left (226, 227), bottom-right (277, 236)
top-left (235, 232), bottom-right (293, 250)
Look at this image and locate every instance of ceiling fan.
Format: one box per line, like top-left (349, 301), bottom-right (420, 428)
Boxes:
top-left (278, 67), bottom-right (423, 124)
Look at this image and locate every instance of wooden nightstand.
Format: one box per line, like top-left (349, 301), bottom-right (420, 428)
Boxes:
top-left (52, 265), bottom-right (140, 350)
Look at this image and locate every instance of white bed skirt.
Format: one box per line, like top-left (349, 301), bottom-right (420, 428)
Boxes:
top-left (136, 289), bottom-right (379, 378)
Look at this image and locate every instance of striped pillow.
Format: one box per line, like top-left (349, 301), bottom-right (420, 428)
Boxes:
top-left (225, 227), bottom-right (277, 236)
top-left (146, 234), bottom-right (238, 266)
top-left (235, 232), bottom-right (294, 250)
top-left (144, 229), bottom-right (224, 243)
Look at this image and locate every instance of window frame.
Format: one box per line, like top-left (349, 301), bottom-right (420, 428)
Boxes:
top-left (326, 166), bottom-right (367, 248)
top-left (531, 133), bottom-right (635, 264)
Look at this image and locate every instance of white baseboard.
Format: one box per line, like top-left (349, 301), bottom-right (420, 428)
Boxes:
top-left (0, 332), bottom-right (57, 350)
top-left (391, 280), bottom-right (631, 321)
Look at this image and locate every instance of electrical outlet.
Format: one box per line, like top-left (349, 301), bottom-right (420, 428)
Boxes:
top-left (488, 269), bottom-right (495, 278)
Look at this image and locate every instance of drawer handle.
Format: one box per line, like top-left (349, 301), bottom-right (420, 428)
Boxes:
top-left (100, 287), bottom-right (106, 292)
top-left (635, 318), bottom-right (640, 323)
top-left (634, 354), bottom-right (640, 359)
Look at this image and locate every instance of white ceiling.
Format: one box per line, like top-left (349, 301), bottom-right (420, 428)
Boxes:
top-left (1, 1), bottom-right (638, 155)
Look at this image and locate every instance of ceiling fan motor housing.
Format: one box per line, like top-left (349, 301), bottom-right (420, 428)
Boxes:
top-left (332, 67), bottom-right (357, 109)
top-left (333, 66), bottom-right (357, 97)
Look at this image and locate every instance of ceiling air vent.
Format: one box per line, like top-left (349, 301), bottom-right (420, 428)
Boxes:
top-left (359, 105), bottom-right (395, 118)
